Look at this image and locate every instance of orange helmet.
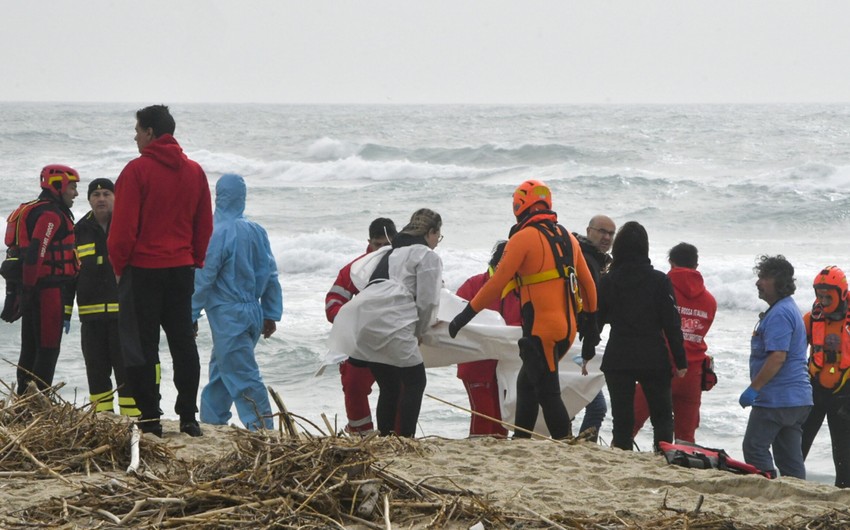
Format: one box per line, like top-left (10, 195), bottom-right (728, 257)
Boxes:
top-left (813, 265), bottom-right (848, 313)
top-left (40, 164), bottom-right (80, 197)
top-left (512, 179), bottom-right (552, 218)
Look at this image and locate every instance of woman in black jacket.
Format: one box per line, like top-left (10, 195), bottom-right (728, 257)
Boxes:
top-left (594, 221), bottom-right (687, 451)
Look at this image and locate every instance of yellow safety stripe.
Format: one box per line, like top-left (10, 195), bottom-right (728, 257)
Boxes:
top-left (64, 305), bottom-right (73, 316)
top-left (77, 243), bottom-right (96, 258)
top-left (119, 395), bottom-right (141, 417)
top-left (78, 303), bottom-right (120, 315)
top-left (90, 390), bottom-right (115, 413)
top-left (155, 363), bottom-right (161, 385)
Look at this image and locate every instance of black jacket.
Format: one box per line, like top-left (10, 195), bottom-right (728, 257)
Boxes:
top-left (573, 233), bottom-right (612, 286)
top-left (70, 212), bottom-right (118, 322)
top-left (597, 257), bottom-right (686, 373)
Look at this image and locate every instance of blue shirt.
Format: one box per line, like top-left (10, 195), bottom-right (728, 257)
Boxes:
top-left (750, 296), bottom-right (812, 408)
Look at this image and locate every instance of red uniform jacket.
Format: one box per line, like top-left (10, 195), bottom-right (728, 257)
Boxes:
top-left (108, 134), bottom-right (213, 277)
top-left (668, 267), bottom-right (716, 364)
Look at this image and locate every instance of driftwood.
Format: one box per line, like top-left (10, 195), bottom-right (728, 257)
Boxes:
top-left (0, 383), bottom-right (848, 529)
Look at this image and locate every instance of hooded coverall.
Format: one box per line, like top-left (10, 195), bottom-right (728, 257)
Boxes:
top-left (192, 174), bottom-right (283, 430)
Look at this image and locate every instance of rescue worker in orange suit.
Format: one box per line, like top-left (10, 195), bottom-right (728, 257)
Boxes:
top-left (7, 165), bottom-right (80, 394)
top-left (449, 180), bottom-right (598, 440)
top-left (456, 240), bottom-right (521, 437)
top-left (632, 242), bottom-right (716, 444)
top-left (801, 266), bottom-right (850, 488)
top-left (69, 178), bottom-right (139, 416)
top-left (325, 217), bottom-right (397, 434)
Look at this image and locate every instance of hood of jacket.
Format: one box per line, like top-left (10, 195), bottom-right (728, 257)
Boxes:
top-left (213, 173), bottom-right (246, 225)
top-left (140, 134), bottom-right (187, 171)
top-left (668, 266), bottom-right (706, 300)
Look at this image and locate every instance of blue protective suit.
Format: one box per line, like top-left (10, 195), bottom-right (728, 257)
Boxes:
top-left (192, 174), bottom-right (283, 430)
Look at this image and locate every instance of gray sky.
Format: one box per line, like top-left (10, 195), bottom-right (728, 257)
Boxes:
top-left (3, 0), bottom-right (849, 104)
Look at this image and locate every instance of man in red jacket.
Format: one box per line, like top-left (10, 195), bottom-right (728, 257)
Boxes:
top-left (456, 241), bottom-right (521, 437)
top-left (325, 217), bottom-right (396, 434)
top-left (108, 105), bottom-right (213, 438)
top-left (633, 242), bottom-right (717, 444)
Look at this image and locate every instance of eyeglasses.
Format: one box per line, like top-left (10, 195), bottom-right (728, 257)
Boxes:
top-left (438, 235), bottom-right (444, 243)
top-left (589, 226), bottom-right (616, 237)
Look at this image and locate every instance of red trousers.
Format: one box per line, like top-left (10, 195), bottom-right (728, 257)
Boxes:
top-left (340, 359), bottom-right (375, 432)
top-left (633, 360), bottom-right (703, 443)
top-left (458, 360), bottom-right (508, 437)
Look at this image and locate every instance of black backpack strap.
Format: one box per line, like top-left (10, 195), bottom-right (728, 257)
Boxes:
top-left (368, 249), bottom-right (393, 285)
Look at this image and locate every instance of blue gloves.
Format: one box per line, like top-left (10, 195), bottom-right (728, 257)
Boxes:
top-left (63, 320), bottom-right (71, 335)
top-left (739, 386), bottom-right (759, 408)
top-left (448, 304), bottom-right (477, 338)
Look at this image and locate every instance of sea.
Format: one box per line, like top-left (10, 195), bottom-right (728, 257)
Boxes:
top-left (1, 102), bottom-right (848, 486)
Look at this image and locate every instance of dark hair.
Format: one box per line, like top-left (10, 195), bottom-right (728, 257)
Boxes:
top-left (669, 242), bottom-right (698, 269)
top-left (401, 208), bottom-right (441, 237)
top-left (489, 240), bottom-right (508, 269)
top-left (368, 217), bottom-right (397, 240)
top-left (611, 221), bottom-right (649, 266)
top-left (136, 105), bottom-right (176, 138)
top-left (754, 254), bottom-right (796, 298)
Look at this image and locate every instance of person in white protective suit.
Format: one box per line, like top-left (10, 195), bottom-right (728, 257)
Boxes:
top-left (342, 208), bottom-right (443, 437)
top-left (192, 173), bottom-right (283, 430)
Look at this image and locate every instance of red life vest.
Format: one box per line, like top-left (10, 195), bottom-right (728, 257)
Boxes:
top-left (5, 199), bottom-right (77, 281)
top-left (805, 309), bottom-right (850, 393)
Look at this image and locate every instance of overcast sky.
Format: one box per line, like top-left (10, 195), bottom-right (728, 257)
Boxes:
top-left (3, 1), bottom-right (849, 104)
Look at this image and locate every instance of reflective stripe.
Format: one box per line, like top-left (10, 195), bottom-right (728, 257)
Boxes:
top-left (348, 415), bottom-right (373, 428)
top-left (119, 396), bottom-right (140, 417)
top-left (328, 285), bottom-right (353, 301)
top-left (325, 299), bottom-right (343, 311)
top-left (90, 389), bottom-right (115, 412)
top-left (79, 303), bottom-right (120, 315)
top-left (155, 363), bottom-right (161, 384)
top-left (107, 303), bottom-right (119, 313)
top-left (64, 305), bottom-right (73, 316)
top-left (77, 243), bottom-right (96, 258)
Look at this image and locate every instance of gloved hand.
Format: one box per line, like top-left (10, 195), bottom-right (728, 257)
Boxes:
top-left (1, 282), bottom-right (22, 323)
top-left (739, 386), bottom-right (759, 408)
top-left (577, 311), bottom-right (600, 346)
top-left (63, 319), bottom-right (71, 335)
top-left (448, 304), bottom-right (477, 338)
top-left (581, 339), bottom-right (596, 363)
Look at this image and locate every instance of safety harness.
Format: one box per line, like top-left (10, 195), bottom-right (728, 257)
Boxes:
top-left (808, 305), bottom-right (850, 393)
top-left (499, 220), bottom-right (583, 316)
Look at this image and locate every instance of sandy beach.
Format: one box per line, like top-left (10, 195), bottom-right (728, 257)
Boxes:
top-left (2, 408), bottom-right (849, 529)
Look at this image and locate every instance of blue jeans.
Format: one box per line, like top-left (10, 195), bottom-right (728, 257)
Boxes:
top-left (743, 405), bottom-right (812, 480)
top-left (579, 390), bottom-right (607, 439)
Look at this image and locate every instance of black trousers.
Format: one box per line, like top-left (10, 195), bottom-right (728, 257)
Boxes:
top-left (17, 284), bottom-right (64, 394)
top-left (802, 386), bottom-right (850, 488)
top-left (81, 318), bottom-right (135, 412)
top-left (118, 266), bottom-right (199, 421)
top-left (368, 361), bottom-right (426, 437)
top-left (606, 368), bottom-right (673, 451)
top-left (513, 335), bottom-right (572, 440)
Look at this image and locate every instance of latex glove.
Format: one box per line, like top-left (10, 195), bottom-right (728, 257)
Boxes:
top-left (63, 320), bottom-right (71, 335)
top-left (448, 304), bottom-right (477, 339)
top-left (739, 386), bottom-right (759, 408)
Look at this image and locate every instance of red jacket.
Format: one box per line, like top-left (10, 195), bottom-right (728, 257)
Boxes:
top-left (325, 249), bottom-right (367, 323)
top-left (456, 271), bottom-right (522, 380)
top-left (108, 135), bottom-right (213, 276)
top-left (668, 267), bottom-right (716, 364)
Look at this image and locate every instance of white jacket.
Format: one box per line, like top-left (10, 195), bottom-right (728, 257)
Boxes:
top-left (331, 243), bottom-right (442, 367)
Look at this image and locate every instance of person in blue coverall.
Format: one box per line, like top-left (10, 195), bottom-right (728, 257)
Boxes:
top-left (192, 173), bottom-right (283, 431)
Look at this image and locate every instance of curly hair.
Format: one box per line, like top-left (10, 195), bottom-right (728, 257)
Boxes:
top-left (754, 254), bottom-right (796, 298)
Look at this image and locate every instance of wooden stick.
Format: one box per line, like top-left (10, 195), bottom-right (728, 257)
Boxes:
top-left (268, 385), bottom-right (298, 438)
top-left (424, 394), bottom-right (569, 445)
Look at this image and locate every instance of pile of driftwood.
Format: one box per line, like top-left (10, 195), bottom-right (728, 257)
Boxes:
top-left (1, 384), bottom-right (848, 529)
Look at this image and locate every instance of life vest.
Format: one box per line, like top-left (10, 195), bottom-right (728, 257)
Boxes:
top-left (658, 441), bottom-right (772, 478)
top-left (5, 199), bottom-right (77, 282)
top-left (806, 308), bottom-right (850, 393)
top-left (499, 220), bottom-right (583, 315)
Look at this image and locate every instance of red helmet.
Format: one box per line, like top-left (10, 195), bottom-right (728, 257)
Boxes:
top-left (40, 164), bottom-right (80, 197)
top-left (813, 265), bottom-right (848, 313)
top-left (512, 179), bottom-right (552, 218)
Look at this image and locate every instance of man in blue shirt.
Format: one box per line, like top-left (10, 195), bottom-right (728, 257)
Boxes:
top-left (740, 255), bottom-right (812, 479)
